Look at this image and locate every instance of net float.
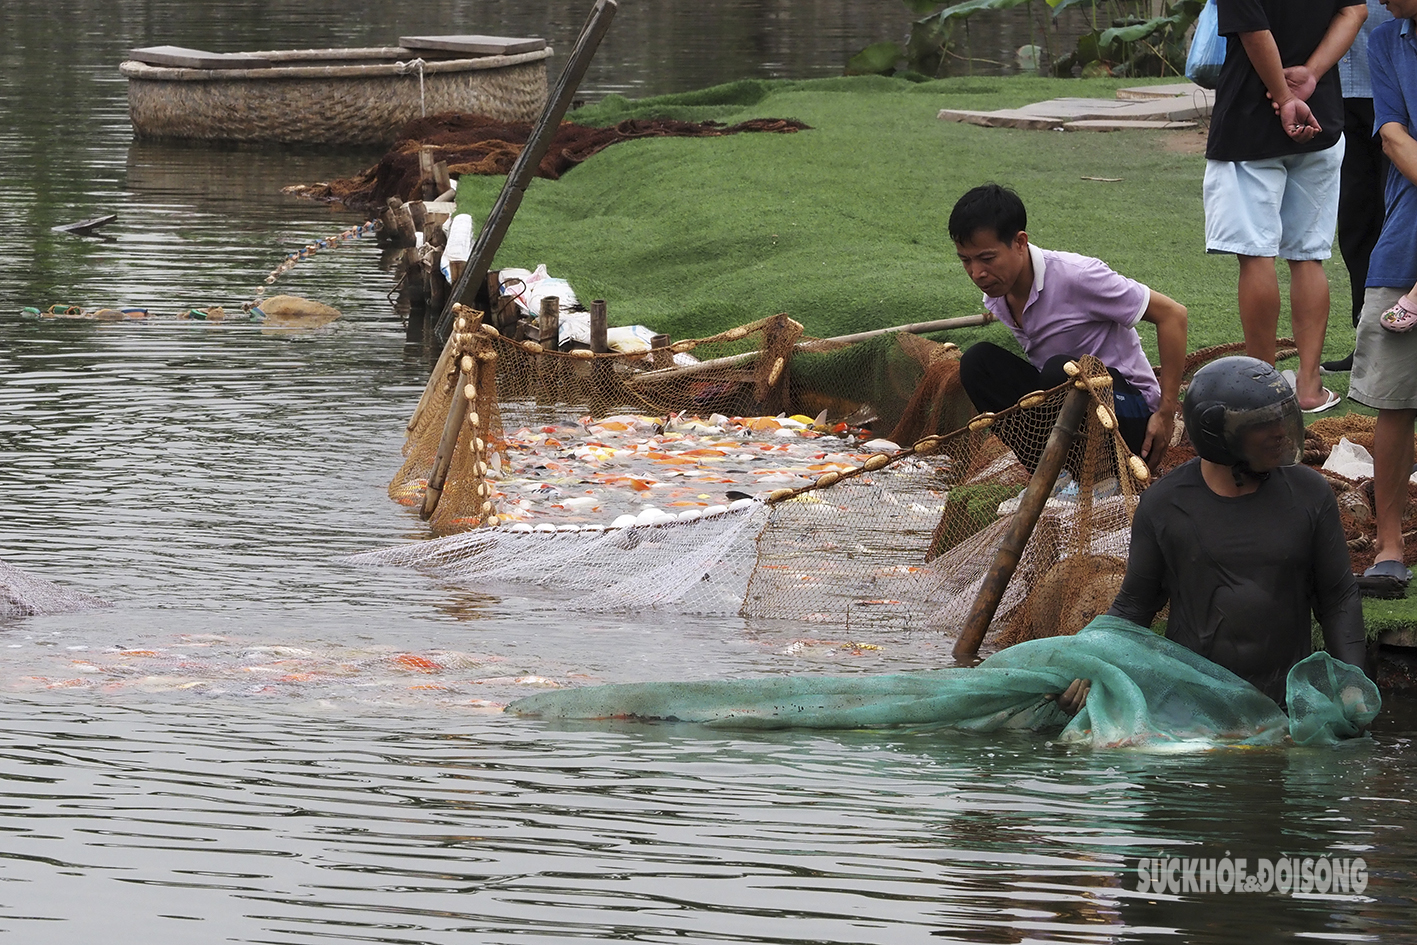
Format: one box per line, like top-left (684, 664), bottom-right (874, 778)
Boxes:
top-left (968, 413), bottom-right (995, 432)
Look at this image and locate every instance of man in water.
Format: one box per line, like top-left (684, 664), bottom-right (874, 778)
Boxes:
top-left (950, 183), bottom-right (1187, 473)
top-left (1058, 357), bottom-right (1368, 713)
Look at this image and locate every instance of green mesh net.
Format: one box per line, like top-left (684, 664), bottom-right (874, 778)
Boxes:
top-left (507, 616), bottom-right (1380, 749)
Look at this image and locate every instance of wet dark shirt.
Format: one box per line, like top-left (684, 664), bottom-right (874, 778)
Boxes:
top-left (1108, 459), bottom-right (1367, 704)
top-left (1206, 0), bottom-right (1363, 161)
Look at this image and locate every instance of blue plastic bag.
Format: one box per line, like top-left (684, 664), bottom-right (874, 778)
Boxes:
top-left (1185, 0), bottom-right (1224, 90)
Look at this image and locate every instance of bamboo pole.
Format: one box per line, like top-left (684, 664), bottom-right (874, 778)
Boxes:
top-left (627, 312), bottom-right (992, 386)
top-left (822, 312), bottom-right (993, 345)
top-left (952, 382), bottom-right (1090, 665)
top-left (406, 333), bottom-right (458, 435)
top-left (434, 0), bottom-right (618, 342)
top-left (420, 359), bottom-right (475, 519)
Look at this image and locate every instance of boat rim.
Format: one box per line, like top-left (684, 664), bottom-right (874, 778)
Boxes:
top-left (119, 47), bottom-right (553, 82)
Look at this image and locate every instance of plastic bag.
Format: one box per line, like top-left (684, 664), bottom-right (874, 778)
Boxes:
top-left (1185, 0), bottom-right (1224, 90)
top-left (496, 264), bottom-right (580, 319)
top-left (439, 214), bottom-right (474, 284)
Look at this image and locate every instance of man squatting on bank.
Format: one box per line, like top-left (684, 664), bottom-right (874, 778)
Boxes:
top-left (950, 184), bottom-right (1188, 475)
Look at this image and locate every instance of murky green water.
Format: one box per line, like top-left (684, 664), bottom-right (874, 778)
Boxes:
top-left (1, 2), bottom-right (1416, 942)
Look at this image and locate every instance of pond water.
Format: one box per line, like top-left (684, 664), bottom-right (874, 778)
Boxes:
top-left (2, 1), bottom-right (1416, 942)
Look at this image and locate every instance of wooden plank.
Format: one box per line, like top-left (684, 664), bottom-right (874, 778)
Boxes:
top-left (1064, 119), bottom-right (1197, 131)
top-left (939, 94), bottom-right (1210, 130)
top-left (51, 214), bottom-right (117, 235)
top-left (127, 45), bottom-right (272, 69)
top-left (1116, 82), bottom-right (1211, 101)
top-left (399, 34), bottom-right (547, 56)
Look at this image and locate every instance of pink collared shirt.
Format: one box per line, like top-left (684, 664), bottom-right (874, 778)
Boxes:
top-left (981, 243), bottom-right (1161, 412)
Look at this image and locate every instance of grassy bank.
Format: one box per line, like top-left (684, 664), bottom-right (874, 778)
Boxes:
top-left (454, 74), bottom-right (1409, 633)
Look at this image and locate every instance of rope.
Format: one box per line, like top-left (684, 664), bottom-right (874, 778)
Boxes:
top-left (396, 58), bottom-right (427, 116)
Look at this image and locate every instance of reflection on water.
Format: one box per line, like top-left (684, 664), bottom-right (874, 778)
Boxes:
top-left (0, 1), bottom-right (1415, 942)
top-left (2, 700), bottom-right (1413, 945)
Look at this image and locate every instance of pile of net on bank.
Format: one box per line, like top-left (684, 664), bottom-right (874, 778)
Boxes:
top-left (353, 306), bottom-right (1151, 641)
top-left (508, 616), bottom-right (1380, 749)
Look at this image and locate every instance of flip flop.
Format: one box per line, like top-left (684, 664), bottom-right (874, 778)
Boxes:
top-left (1356, 559), bottom-right (1412, 599)
top-left (1380, 296), bottom-right (1417, 333)
top-left (1301, 387), bottom-right (1342, 414)
top-left (1280, 369), bottom-right (1297, 390)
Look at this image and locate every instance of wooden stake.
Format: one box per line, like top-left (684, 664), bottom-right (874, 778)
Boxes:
top-left (651, 333), bottom-right (671, 369)
top-left (589, 299), bottom-right (608, 354)
top-left (952, 384), bottom-right (1090, 664)
top-left (418, 147), bottom-right (439, 201)
top-left (539, 296), bottom-right (560, 349)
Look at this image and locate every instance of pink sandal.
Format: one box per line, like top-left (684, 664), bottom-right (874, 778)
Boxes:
top-left (1380, 295), bottom-right (1417, 333)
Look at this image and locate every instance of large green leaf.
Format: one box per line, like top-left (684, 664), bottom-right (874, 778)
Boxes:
top-left (919, 0), bottom-right (1034, 26)
top-left (1099, 13), bottom-right (1181, 47)
top-left (906, 19), bottom-right (954, 76)
top-left (845, 41), bottom-right (905, 75)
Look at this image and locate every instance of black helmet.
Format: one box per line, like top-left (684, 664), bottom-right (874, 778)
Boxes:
top-left (1183, 356), bottom-right (1303, 470)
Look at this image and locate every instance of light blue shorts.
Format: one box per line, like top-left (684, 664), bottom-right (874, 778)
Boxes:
top-left (1203, 139), bottom-right (1345, 260)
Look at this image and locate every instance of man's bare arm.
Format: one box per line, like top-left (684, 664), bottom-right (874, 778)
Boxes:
top-left (1139, 291), bottom-right (1187, 470)
top-left (1305, 5), bottom-right (1368, 86)
top-left (1272, 5), bottom-right (1368, 104)
top-left (1380, 121), bottom-right (1417, 187)
top-left (1241, 30), bottom-right (1321, 140)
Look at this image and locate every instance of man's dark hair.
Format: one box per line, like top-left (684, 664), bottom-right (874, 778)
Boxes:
top-left (949, 184), bottom-right (1027, 245)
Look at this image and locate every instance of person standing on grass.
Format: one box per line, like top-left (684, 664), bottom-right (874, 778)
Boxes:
top-left (1204, 0), bottom-right (1367, 414)
top-left (1324, 0), bottom-right (1395, 374)
top-left (950, 184), bottom-right (1187, 474)
top-left (1348, 0), bottom-right (1417, 598)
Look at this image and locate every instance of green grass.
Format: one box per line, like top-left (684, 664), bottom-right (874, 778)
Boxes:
top-left (455, 73), bottom-right (1409, 633)
top-left (457, 74), bottom-right (1357, 370)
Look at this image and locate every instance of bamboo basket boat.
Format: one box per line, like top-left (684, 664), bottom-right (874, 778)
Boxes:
top-left (121, 36), bottom-right (553, 147)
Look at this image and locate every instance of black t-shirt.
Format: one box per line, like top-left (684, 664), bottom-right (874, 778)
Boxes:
top-left (1107, 459), bottom-right (1367, 704)
top-left (1205, 0), bottom-right (1363, 161)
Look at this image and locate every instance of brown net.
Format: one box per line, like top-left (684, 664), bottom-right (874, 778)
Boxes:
top-left (293, 114), bottom-right (810, 211)
top-left (363, 307), bottom-right (1150, 651)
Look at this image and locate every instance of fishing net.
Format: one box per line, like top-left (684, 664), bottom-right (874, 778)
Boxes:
top-left (0, 558), bottom-right (110, 618)
top-left (356, 305), bottom-right (1150, 644)
top-left (506, 615), bottom-right (1380, 749)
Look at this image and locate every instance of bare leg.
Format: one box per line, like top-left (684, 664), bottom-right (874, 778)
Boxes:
top-left (1372, 407), bottom-right (1416, 565)
top-left (1288, 259), bottom-right (1331, 410)
top-left (1237, 254), bottom-right (1280, 365)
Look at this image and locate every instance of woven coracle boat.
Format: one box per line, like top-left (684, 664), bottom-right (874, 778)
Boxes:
top-left (121, 35), bottom-right (553, 147)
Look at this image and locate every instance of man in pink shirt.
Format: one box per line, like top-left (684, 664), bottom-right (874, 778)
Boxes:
top-left (951, 184), bottom-right (1188, 473)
